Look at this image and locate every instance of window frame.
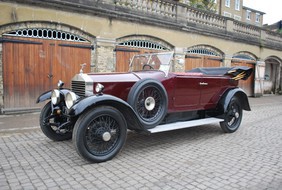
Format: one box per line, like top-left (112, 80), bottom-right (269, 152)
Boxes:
top-left (225, 0), bottom-right (230, 7)
top-left (246, 10), bottom-right (251, 20)
top-left (235, 0), bottom-right (240, 11)
top-left (256, 13), bottom-right (261, 23)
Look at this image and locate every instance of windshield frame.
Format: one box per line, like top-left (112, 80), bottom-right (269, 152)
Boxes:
top-left (129, 52), bottom-right (174, 77)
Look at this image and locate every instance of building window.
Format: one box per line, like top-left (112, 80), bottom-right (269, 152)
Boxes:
top-left (118, 40), bottom-right (168, 50)
top-left (4, 28), bottom-right (87, 42)
top-left (225, 0), bottom-right (230, 7)
top-left (224, 12), bottom-right (232, 18)
top-left (256, 13), bottom-right (261, 22)
top-left (186, 45), bottom-right (222, 57)
top-left (234, 15), bottom-right (241, 21)
top-left (246, 10), bottom-right (251, 20)
top-left (235, 0), bottom-right (240, 11)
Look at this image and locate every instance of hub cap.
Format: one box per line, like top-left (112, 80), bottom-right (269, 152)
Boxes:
top-left (102, 132), bottom-right (111, 142)
top-left (145, 97), bottom-right (155, 111)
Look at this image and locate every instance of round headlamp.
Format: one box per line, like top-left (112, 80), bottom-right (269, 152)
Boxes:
top-left (51, 89), bottom-right (61, 105)
top-left (65, 92), bottom-right (77, 109)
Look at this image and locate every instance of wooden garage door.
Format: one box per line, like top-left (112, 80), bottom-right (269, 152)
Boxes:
top-left (231, 60), bottom-right (255, 96)
top-left (185, 55), bottom-right (222, 71)
top-left (2, 36), bottom-right (91, 111)
top-left (115, 46), bottom-right (163, 72)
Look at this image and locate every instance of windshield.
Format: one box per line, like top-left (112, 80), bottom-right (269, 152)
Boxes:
top-left (129, 52), bottom-right (174, 75)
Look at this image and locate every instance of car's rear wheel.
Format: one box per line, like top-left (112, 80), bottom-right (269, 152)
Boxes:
top-left (73, 106), bottom-right (127, 163)
top-left (127, 79), bottom-right (168, 129)
top-left (220, 97), bottom-right (243, 133)
top-left (40, 102), bottom-right (72, 141)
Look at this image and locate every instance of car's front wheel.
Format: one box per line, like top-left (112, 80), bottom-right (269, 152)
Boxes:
top-left (40, 102), bottom-right (72, 141)
top-left (220, 97), bottom-right (243, 133)
top-left (73, 106), bottom-right (127, 163)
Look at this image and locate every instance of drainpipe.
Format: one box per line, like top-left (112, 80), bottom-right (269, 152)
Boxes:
top-left (218, 0), bottom-right (222, 15)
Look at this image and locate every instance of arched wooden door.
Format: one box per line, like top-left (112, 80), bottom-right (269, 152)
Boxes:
top-left (185, 54), bottom-right (222, 71)
top-left (231, 60), bottom-right (255, 96)
top-left (2, 30), bottom-right (92, 112)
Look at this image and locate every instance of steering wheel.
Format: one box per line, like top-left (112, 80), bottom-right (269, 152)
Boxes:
top-left (142, 64), bottom-right (154, 70)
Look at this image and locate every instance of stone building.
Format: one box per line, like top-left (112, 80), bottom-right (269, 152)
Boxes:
top-left (0, 0), bottom-right (281, 113)
top-left (180, 0), bottom-right (265, 26)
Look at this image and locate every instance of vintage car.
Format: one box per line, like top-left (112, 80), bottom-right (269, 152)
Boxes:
top-left (37, 52), bottom-right (253, 163)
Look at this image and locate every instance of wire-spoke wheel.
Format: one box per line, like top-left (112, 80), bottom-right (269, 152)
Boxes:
top-left (137, 86), bottom-right (161, 121)
top-left (127, 79), bottom-right (168, 129)
top-left (220, 97), bottom-right (243, 133)
top-left (73, 106), bottom-right (127, 163)
top-left (40, 102), bottom-right (72, 141)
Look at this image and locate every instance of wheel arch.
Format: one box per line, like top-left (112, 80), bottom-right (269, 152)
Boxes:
top-left (68, 94), bottom-right (145, 131)
top-left (218, 88), bottom-right (251, 113)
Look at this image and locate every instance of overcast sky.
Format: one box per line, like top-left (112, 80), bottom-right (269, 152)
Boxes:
top-left (243, 0), bottom-right (282, 25)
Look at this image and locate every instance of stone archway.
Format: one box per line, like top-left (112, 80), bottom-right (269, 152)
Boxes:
top-left (185, 44), bottom-right (224, 71)
top-left (231, 51), bottom-right (257, 96)
top-left (0, 22), bottom-right (95, 113)
top-left (264, 56), bottom-right (282, 94)
top-left (115, 35), bottom-right (173, 72)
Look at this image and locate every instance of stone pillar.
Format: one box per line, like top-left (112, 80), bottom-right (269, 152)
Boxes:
top-left (95, 37), bottom-right (116, 72)
top-left (254, 61), bottom-right (265, 97)
top-left (176, 3), bottom-right (187, 25)
top-left (226, 19), bottom-right (234, 34)
top-left (275, 61), bottom-right (281, 94)
top-left (260, 30), bottom-right (266, 41)
top-left (173, 47), bottom-right (186, 72)
top-left (222, 54), bottom-right (233, 67)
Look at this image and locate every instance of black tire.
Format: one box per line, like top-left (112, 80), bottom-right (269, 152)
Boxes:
top-left (40, 102), bottom-right (72, 141)
top-left (73, 106), bottom-right (127, 163)
top-left (220, 97), bottom-right (243, 133)
top-left (127, 79), bottom-right (168, 129)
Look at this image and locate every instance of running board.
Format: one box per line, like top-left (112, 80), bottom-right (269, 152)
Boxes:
top-left (148, 118), bottom-right (224, 133)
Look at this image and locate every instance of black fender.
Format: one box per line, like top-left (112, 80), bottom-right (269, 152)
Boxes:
top-left (68, 94), bottom-right (145, 131)
top-left (36, 89), bottom-right (72, 103)
top-left (218, 87), bottom-right (251, 114)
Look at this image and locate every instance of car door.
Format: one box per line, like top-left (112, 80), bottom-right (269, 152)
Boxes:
top-left (173, 74), bottom-right (201, 110)
top-left (199, 76), bottom-right (225, 109)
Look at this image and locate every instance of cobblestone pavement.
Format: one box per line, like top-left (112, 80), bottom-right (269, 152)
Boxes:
top-left (0, 95), bottom-right (282, 190)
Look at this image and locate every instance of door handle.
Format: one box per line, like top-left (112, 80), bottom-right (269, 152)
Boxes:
top-left (199, 82), bottom-right (208, 86)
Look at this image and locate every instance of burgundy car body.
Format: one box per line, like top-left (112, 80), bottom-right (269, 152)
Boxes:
top-left (83, 70), bottom-right (237, 113)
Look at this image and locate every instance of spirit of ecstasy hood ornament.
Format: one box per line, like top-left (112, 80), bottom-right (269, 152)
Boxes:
top-left (80, 63), bottom-right (86, 74)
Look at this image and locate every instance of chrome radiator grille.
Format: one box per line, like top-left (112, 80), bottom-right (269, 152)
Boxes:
top-left (71, 80), bottom-right (85, 97)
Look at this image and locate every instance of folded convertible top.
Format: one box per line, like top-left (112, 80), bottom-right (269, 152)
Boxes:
top-left (187, 66), bottom-right (253, 80)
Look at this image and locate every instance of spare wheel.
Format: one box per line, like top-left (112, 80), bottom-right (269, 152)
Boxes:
top-left (127, 79), bottom-right (168, 129)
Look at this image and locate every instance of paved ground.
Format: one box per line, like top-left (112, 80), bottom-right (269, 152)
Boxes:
top-left (0, 95), bottom-right (282, 190)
